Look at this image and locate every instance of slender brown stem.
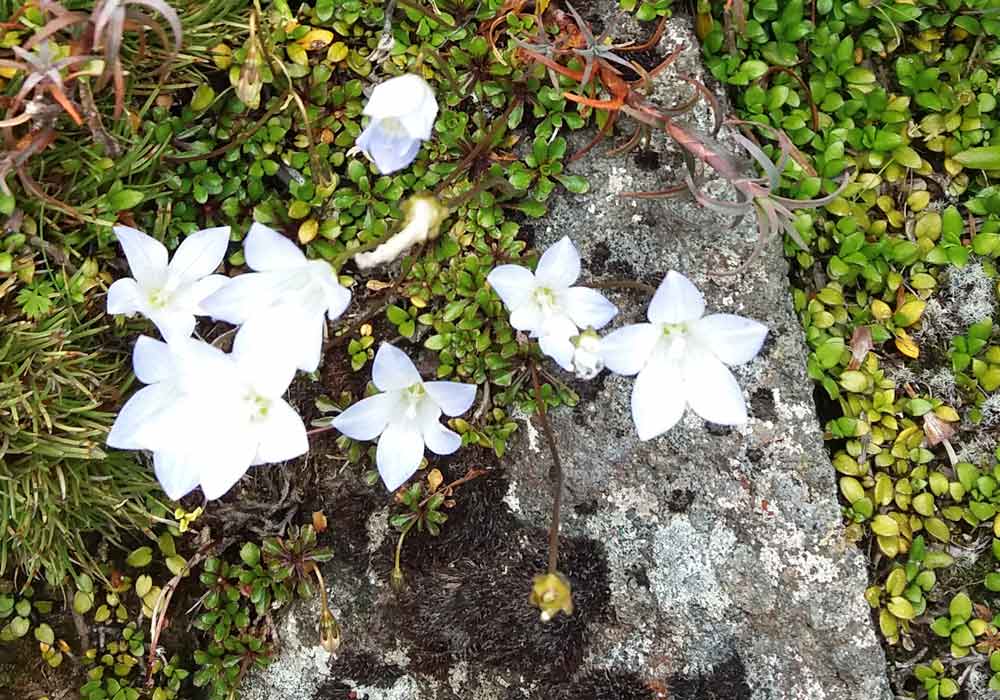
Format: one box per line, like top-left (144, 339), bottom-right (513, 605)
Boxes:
top-left (529, 359), bottom-right (562, 574)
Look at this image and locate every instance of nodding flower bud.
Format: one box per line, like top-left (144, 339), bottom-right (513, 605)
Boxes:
top-left (572, 329), bottom-right (604, 380)
top-left (354, 195), bottom-right (448, 269)
top-left (529, 572), bottom-right (573, 622)
top-left (319, 608), bottom-right (341, 654)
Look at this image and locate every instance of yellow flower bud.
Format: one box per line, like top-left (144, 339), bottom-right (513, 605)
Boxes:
top-left (529, 572), bottom-right (573, 622)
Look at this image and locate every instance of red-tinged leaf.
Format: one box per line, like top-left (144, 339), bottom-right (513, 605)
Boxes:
top-left (923, 412), bottom-right (955, 447)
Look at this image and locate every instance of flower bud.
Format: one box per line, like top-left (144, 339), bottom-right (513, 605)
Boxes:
top-left (572, 329), bottom-right (604, 380)
top-left (319, 609), bottom-right (341, 654)
top-left (529, 572), bottom-right (573, 622)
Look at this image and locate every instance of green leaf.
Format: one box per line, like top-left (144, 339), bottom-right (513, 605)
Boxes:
top-left (950, 592), bottom-right (973, 621)
top-left (108, 189), bottom-right (144, 211)
top-left (191, 85), bottom-right (216, 112)
top-left (955, 146), bottom-right (1000, 170)
top-left (126, 546), bottom-right (153, 568)
top-left (34, 623), bottom-right (54, 645)
top-left (240, 542), bottom-right (261, 567)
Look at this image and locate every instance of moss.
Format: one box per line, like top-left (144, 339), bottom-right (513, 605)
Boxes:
top-left (316, 650), bottom-right (405, 699)
top-left (383, 470), bottom-right (611, 682)
top-left (666, 653), bottom-right (751, 700)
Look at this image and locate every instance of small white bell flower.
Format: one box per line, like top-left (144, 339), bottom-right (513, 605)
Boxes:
top-left (355, 73), bottom-right (438, 174)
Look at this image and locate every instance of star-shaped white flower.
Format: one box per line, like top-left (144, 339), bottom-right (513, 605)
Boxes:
top-left (201, 222), bottom-right (352, 373)
top-left (107, 329), bottom-right (308, 500)
top-left (106, 225), bottom-right (230, 341)
top-left (332, 343), bottom-right (476, 491)
top-left (355, 73), bottom-right (438, 174)
top-left (486, 236), bottom-right (617, 370)
top-left (601, 271), bottom-right (768, 440)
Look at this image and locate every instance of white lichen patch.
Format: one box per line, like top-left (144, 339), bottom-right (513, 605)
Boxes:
top-left (240, 607), bottom-right (331, 700)
top-left (648, 517), bottom-right (735, 621)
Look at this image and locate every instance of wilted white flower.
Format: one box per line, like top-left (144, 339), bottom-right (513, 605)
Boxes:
top-left (355, 73), bottom-right (438, 174)
top-left (106, 225), bottom-right (230, 341)
top-left (332, 343), bottom-right (475, 491)
top-left (107, 330), bottom-right (307, 500)
top-left (601, 271), bottom-right (768, 441)
top-left (201, 222), bottom-right (352, 373)
top-left (571, 329), bottom-right (604, 379)
top-left (354, 195), bottom-right (448, 269)
top-left (487, 236), bottom-right (617, 370)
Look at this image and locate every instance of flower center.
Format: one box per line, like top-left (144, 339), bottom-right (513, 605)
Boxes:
top-left (533, 286), bottom-right (558, 314)
top-left (380, 117), bottom-right (407, 137)
top-left (147, 288), bottom-right (171, 309)
top-left (402, 383), bottom-right (426, 420)
top-left (246, 392), bottom-right (272, 422)
top-left (661, 322), bottom-right (688, 337)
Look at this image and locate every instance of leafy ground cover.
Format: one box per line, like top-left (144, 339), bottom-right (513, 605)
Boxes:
top-left (2, 0), bottom-right (1000, 697)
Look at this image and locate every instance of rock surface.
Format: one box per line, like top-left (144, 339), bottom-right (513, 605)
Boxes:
top-left (244, 8), bottom-right (893, 700)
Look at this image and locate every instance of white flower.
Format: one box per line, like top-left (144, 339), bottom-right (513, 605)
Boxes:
top-left (571, 329), bottom-right (604, 380)
top-left (106, 225), bottom-right (230, 341)
top-left (601, 271), bottom-right (768, 441)
top-left (331, 343), bottom-right (475, 491)
top-left (201, 222), bottom-right (352, 373)
top-left (354, 195), bottom-right (448, 269)
top-left (486, 236), bottom-right (617, 370)
top-left (107, 329), bottom-right (307, 500)
top-left (355, 73), bottom-right (438, 174)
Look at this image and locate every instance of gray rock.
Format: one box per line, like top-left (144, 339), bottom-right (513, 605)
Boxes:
top-left (244, 9), bottom-right (892, 700)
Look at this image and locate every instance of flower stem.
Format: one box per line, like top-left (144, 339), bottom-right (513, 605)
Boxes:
top-left (529, 359), bottom-right (563, 575)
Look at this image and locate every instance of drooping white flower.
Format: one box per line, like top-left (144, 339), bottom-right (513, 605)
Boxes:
top-left (601, 271), bottom-right (768, 441)
top-left (354, 195), bottom-right (448, 269)
top-left (106, 225), bottom-right (230, 341)
top-left (571, 329), bottom-right (604, 380)
top-left (355, 73), bottom-right (438, 174)
top-left (201, 222), bottom-right (352, 373)
top-left (487, 236), bottom-right (617, 370)
top-left (107, 329), bottom-right (307, 500)
top-left (332, 343), bottom-right (475, 491)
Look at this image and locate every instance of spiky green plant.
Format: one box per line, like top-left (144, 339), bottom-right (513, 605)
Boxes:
top-left (0, 302), bottom-right (169, 586)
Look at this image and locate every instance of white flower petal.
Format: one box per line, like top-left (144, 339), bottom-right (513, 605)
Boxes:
top-left (647, 270), bottom-right (705, 324)
top-left (539, 333), bottom-right (575, 371)
top-left (376, 420), bottom-right (425, 491)
top-left (487, 264), bottom-right (536, 311)
top-left (200, 272), bottom-right (279, 324)
top-left (560, 287), bottom-right (618, 330)
top-left (600, 323), bottom-right (659, 376)
top-left (631, 354), bottom-right (686, 440)
top-left (364, 74), bottom-right (435, 124)
top-left (534, 236), bottom-right (580, 289)
top-left (372, 343), bottom-right (423, 391)
top-left (231, 318), bottom-right (298, 397)
top-left (324, 277), bottom-right (352, 321)
top-left (424, 381), bottom-right (476, 416)
top-left (106, 277), bottom-right (145, 316)
top-left (683, 351), bottom-right (748, 425)
top-left (243, 222), bottom-right (306, 271)
top-left (166, 226), bottom-right (230, 288)
top-left (198, 430), bottom-right (259, 500)
top-left (690, 314), bottom-right (768, 366)
top-left (253, 399), bottom-right (308, 464)
top-left (295, 311), bottom-right (326, 374)
top-left (509, 302), bottom-right (544, 334)
top-left (146, 308), bottom-right (196, 343)
top-left (356, 122), bottom-right (422, 175)
top-left (107, 384), bottom-right (184, 450)
top-left (175, 274), bottom-right (230, 313)
top-left (114, 225), bottom-right (168, 288)
top-left (332, 392), bottom-right (402, 441)
top-left (423, 421), bottom-right (461, 455)
top-left (153, 451), bottom-right (202, 501)
top-left (132, 335), bottom-right (171, 384)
